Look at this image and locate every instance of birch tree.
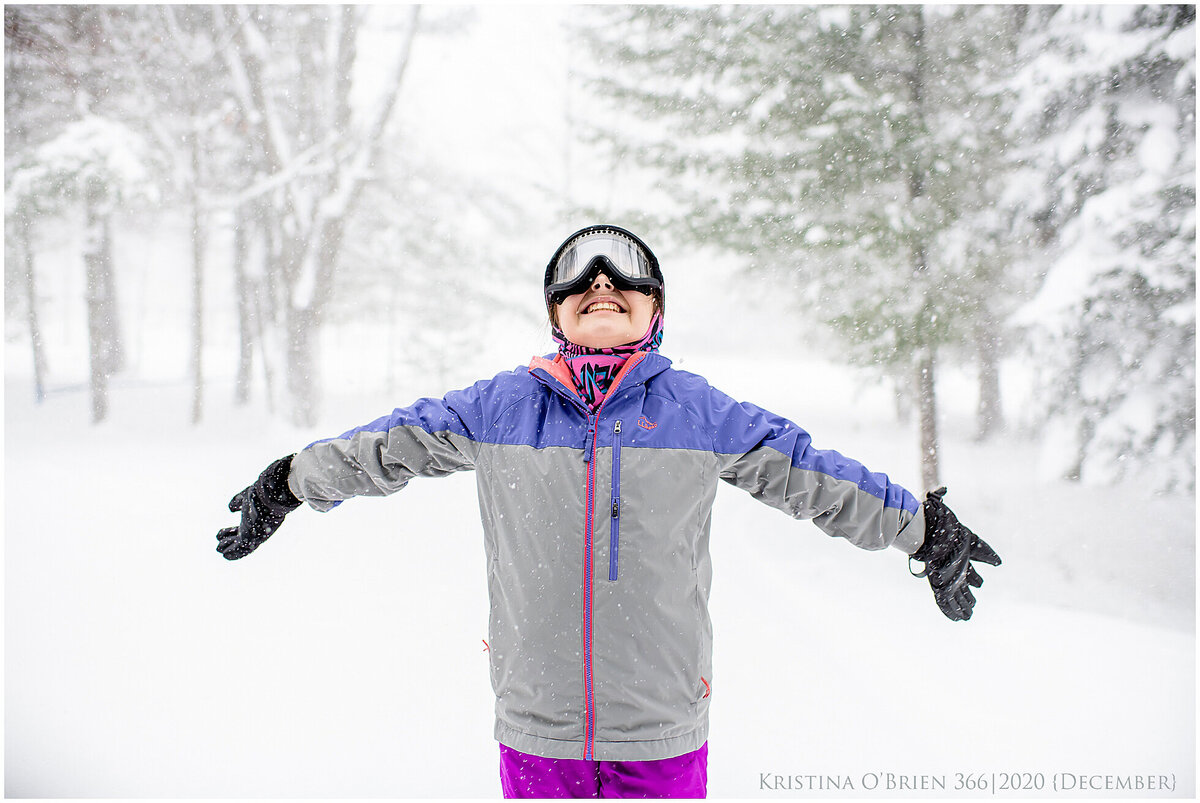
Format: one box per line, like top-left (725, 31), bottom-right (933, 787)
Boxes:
top-left (215, 5), bottom-right (421, 426)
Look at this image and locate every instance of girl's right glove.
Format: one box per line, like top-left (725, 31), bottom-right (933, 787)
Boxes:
top-left (910, 487), bottom-right (1001, 621)
top-left (216, 454), bottom-right (301, 560)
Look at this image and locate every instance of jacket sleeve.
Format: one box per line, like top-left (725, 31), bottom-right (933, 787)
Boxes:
top-left (702, 384), bottom-right (925, 554)
top-left (287, 381), bottom-right (489, 512)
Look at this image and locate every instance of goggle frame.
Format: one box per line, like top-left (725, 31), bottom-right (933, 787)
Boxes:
top-left (544, 225), bottom-right (664, 308)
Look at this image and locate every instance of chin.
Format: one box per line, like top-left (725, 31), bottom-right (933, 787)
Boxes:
top-left (572, 328), bottom-right (626, 349)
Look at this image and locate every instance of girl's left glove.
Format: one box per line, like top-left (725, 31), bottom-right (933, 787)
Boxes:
top-left (910, 487), bottom-right (1001, 621)
top-left (216, 454), bottom-right (302, 560)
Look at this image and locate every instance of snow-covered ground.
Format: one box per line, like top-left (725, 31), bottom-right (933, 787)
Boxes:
top-left (5, 346), bottom-right (1193, 797)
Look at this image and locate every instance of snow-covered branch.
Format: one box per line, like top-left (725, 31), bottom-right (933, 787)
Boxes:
top-left (218, 6), bottom-right (293, 173)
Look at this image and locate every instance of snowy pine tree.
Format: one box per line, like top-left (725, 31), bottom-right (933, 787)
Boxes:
top-left (578, 5), bottom-right (1025, 489)
top-left (1011, 5), bottom-right (1195, 491)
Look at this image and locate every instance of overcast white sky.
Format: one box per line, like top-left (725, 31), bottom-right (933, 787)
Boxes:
top-left (363, 6), bottom-right (572, 216)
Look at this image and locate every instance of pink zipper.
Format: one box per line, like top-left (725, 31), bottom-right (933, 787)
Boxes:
top-left (580, 352), bottom-right (646, 759)
top-left (583, 412), bottom-right (597, 758)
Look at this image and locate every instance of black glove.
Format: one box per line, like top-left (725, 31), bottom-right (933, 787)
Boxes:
top-left (910, 487), bottom-right (1001, 621)
top-left (216, 454), bottom-right (302, 560)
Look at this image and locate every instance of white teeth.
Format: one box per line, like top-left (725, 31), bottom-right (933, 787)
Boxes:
top-left (585, 302), bottom-right (622, 314)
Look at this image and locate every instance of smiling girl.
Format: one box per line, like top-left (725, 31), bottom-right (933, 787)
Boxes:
top-left (217, 225), bottom-right (1000, 798)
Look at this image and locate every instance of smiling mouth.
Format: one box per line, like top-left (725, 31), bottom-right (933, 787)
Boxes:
top-left (583, 301), bottom-right (625, 314)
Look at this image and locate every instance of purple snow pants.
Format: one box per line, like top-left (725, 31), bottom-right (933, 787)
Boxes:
top-left (499, 743), bottom-right (708, 799)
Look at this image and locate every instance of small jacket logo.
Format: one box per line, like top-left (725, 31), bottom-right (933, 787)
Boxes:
top-left (637, 416), bottom-right (657, 430)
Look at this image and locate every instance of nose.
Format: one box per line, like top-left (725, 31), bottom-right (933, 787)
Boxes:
top-left (592, 272), bottom-right (614, 291)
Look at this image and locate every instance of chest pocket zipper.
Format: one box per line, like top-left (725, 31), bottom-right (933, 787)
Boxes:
top-left (609, 419), bottom-right (622, 582)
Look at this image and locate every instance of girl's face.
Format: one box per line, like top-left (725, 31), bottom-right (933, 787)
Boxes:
top-left (555, 272), bottom-right (657, 349)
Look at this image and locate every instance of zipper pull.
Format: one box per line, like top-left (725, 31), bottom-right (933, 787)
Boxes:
top-left (583, 416), bottom-right (597, 463)
top-left (612, 420), bottom-right (621, 517)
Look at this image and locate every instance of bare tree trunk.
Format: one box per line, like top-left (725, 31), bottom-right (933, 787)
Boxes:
top-left (74, 10), bottom-right (124, 384)
top-left (233, 207), bottom-right (254, 405)
top-left (189, 129), bottom-right (205, 424)
top-left (258, 208), bottom-right (283, 416)
top-left (975, 314), bottom-right (1004, 440)
top-left (907, 7), bottom-right (940, 491)
top-left (285, 215), bottom-right (348, 427)
top-left (251, 286), bottom-right (276, 415)
top-left (1063, 314), bottom-right (1092, 482)
top-left (97, 219), bottom-right (123, 376)
top-left (84, 185), bottom-right (114, 423)
top-left (285, 305), bottom-right (317, 427)
top-left (893, 370), bottom-right (912, 425)
top-left (19, 218), bottom-right (48, 403)
top-left (1066, 417), bottom-right (1094, 482)
top-left (917, 351), bottom-right (940, 491)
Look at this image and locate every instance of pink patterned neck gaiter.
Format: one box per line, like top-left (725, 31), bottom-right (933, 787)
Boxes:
top-left (551, 312), bottom-right (664, 411)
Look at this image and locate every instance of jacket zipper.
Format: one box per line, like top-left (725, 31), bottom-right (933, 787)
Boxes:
top-left (578, 353), bottom-right (645, 760)
top-left (609, 419), bottom-right (622, 582)
top-left (582, 411), bottom-right (597, 759)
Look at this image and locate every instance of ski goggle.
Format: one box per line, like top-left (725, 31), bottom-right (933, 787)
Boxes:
top-left (544, 226), bottom-right (664, 307)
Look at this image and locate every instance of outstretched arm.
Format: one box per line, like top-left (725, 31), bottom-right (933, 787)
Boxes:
top-left (288, 393), bottom-right (481, 511)
top-left (216, 380), bottom-right (491, 559)
top-left (700, 383), bottom-right (1000, 619)
top-left (707, 388), bottom-right (924, 553)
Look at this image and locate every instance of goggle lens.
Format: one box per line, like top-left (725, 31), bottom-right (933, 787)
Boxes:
top-left (551, 232), bottom-right (654, 287)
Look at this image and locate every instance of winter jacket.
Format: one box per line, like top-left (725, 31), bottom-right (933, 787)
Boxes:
top-left (288, 351), bottom-right (925, 761)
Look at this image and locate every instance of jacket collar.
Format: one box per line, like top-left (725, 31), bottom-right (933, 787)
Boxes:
top-left (529, 351), bottom-right (672, 411)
